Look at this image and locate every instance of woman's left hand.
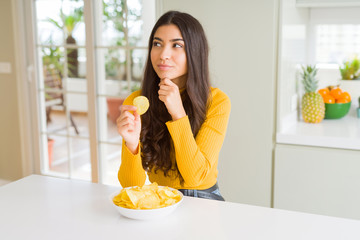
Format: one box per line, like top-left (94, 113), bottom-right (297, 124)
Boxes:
top-left (158, 78), bottom-right (186, 121)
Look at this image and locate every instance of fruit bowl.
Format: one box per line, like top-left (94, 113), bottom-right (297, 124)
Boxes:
top-left (325, 102), bottom-right (351, 119)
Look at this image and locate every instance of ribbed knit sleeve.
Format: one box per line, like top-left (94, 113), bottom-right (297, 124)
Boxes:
top-left (117, 90), bottom-right (146, 187)
top-left (118, 140), bottom-right (146, 187)
top-left (165, 88), bottom-right (231, 187)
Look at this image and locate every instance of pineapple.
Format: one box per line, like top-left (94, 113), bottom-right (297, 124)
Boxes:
top-left (301, 65), bottom-right (325, 123)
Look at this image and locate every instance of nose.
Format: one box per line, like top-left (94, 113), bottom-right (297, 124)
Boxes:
top-left (160, 46), bottom-right (171, 61)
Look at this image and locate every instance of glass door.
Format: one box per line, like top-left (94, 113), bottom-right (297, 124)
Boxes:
top-left (30, 0), bottom-right (156, 185)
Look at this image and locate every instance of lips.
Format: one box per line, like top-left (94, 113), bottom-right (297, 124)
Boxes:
top-left (157, 64), bottom-right (173, 71)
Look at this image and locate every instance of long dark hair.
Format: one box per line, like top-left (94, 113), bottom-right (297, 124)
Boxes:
top-left (140, 11), bottom-right (210, 184)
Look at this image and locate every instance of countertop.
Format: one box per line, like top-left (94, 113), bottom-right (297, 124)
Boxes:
top-left (1, 175), bottom-right (360, 240)
top-left (277, 106), bottom-right (360, 150)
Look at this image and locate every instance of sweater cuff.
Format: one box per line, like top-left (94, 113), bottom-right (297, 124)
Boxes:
top-left (121, 141), bottom-right (142, 166)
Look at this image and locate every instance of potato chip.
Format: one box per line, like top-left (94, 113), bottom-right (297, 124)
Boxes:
top-left (138, 194), bottom-right (160, 209)
top-left (141, 182), bottom-right (158, 191)
top-left (112, 182), bottom-right (182, 210)
top-left (126, 188), bottom-right (145, 207)
top-left (133, 96), bottom-right (149, 115)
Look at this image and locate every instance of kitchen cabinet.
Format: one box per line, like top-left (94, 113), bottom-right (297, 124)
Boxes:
top-left (274, 143), bottom-right (360, 220)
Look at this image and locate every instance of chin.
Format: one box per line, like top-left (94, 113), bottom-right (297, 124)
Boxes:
top-left (157, 73), bottom-right (174, 80)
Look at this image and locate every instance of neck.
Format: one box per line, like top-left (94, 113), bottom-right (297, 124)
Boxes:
top-left (171, 75), bottom-right (187, 89)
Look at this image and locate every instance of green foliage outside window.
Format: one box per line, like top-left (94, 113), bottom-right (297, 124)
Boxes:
top-left (42, 0), bottom-right (143, 84)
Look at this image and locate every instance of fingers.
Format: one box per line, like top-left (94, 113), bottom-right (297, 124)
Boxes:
top-left (117, 110), bottom-right (135, 123)
top-left (133, 110), bottom-right (141, 122)
top-left (117, 105), bottom-right (137, 125)
top-left (117, 120), bottom-right (136, 136)
top-left (159, 78), bottom-right (178, 88)
top-left (116, 108), bottom-right (136, 133)
top-left (116, 104), bottom-right (142, 144)
top-left (120, 105), bottom-right (137, 113)
top-left (158, 84), bottom-right (172, 92)
top-left (158, 89), bottom-right (171, 96)
top-left (117, 119), bottom-right (135, 132)
top-left (158, 78), bottom-right (179, 98)
top-left (117, 115), bottom-right (135, 127)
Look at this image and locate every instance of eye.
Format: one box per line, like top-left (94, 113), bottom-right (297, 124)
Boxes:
top-left (173, 43), bottom-right (183, 48)
top-left (152, 41), bottom-right (161, 47)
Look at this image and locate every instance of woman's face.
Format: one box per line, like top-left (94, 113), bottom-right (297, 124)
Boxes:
top-left (151, 24), bottom-right (188, 88)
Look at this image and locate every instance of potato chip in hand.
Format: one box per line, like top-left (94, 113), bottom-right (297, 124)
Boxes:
top-left (112, 182), bottom-right (182, 210)
top-left (133, 96), bottom-right (149, 115)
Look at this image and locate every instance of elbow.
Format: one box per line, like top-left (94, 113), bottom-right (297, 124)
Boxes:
top-left (183, 174), bottom-right (207, 188)
top-left (181, 163), bottom-right (212, 187)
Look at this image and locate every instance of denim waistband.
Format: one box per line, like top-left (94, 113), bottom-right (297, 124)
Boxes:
top-left (179, 182), bottom-right (219, 193)
top-left (178, 183), bottom-right (225, 201)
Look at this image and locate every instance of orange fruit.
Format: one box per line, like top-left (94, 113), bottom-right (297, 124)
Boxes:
top-left (322, 94), bottom-right (335, 104)
top-left (339, 91), bottom-right (351, 101)
top-left (330, 88), bottom-right (343, 100)
top-left (318, 88), bottom-right (330, 97)
top-left (336, 98), bottom-right (350, 103)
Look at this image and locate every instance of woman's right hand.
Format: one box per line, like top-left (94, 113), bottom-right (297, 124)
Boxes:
top-left (116, 105), bottom-right (141, 154)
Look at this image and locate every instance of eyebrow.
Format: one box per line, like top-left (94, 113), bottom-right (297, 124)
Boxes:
top-left (153, 37), bottom-right (184, 42)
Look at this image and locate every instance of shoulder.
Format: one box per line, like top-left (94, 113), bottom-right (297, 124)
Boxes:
top-left (123, 90), bottom-right (142, 105)
top-left (209, 87), bottom-right (231, 111)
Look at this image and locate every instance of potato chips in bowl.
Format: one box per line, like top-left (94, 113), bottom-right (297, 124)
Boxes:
top-left (110, 183), bottom-right (183, 220)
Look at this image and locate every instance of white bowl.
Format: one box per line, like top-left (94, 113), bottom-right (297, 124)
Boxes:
top-left (109, 187), bottom-right (183, 220)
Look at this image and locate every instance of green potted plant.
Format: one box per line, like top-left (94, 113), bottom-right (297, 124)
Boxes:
top-left (339, 56), bottom-right (360, 107)
top-left (339, 56), bottom-right (360, 80)
top-left (47, 6), bottom-right (83, 77)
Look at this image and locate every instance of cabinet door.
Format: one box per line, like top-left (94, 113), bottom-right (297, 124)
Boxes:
top-left (274, 144), bottom-right (360, 220)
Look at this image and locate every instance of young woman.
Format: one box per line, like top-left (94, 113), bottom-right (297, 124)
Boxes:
top-left (116, 11), bottom-right (231, 201)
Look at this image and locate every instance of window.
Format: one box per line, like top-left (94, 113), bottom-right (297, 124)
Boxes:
top-left (308, 7), bottom-right (360, 89)
top-left (315, 24), bottom-right (360, 64)
top-left (309, 7), bottom-right (360, 65)
top-left (27, 0), bottom-right (156, 185)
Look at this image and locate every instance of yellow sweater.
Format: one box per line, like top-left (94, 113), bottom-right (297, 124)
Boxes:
top-left (118, 87), bottom-right (231, 190)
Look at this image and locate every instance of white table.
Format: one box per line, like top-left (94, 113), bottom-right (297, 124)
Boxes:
top-left (1, 175), bottom-right (360, 240)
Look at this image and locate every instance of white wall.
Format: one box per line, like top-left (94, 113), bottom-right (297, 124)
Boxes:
top-left (277, 0), bottom-right (309, 132)
top-left (161, 0), bottom-right (278, 206)
top-left (0, 0), bottom-right (23, 180)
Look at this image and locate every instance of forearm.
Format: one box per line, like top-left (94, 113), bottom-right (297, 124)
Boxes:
top-left (118, 141), bottom-right (146, 187)
top-left (166, 116), bottom-right (225, 186)
top-left (166, 92), bottom-right (231, 187)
